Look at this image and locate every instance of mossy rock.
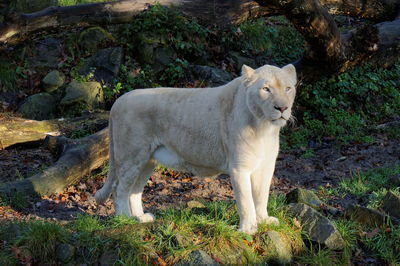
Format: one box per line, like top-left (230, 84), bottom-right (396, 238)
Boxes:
top-left (286, 188), bottom-right (323, 209)
top-left (78, 27), bottom-right (115, 53)
top-left (18, 93), bottom-right (57, 120)
top-left (260, 231), bottom-right (292, 265)
top-left (78, 47), bottom-right (123, 84)
top-left (135, 32), bottom-right (174, 72)
top-left (15, 0), bottom-right (57, 13)
top-left (287, 203), bottom-right (345, 250)
top-left (60, 80), bottom-right (104, 116)
top-left (42, 70), bottom-right (65, 92)
top-left (228, 51), bottom-right (257, 71)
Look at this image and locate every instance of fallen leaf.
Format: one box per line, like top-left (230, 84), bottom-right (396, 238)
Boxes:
top-left (366, 228), bottom-right (380, 238)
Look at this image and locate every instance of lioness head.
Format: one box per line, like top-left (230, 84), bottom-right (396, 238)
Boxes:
top-left (242, 64), bottom-right (297, 127)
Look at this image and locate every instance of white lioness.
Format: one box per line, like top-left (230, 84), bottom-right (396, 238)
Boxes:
top-left (95, 64), bottom-right (296, 234)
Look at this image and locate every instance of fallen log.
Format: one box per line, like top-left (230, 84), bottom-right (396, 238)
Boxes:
top-left (0, 116), bottom-right (60, 149)
top-left (0, 112), bottom-right (109, 149)
top-left (0, 128), bottom-right (109, 196)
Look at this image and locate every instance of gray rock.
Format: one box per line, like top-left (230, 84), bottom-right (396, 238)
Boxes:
top-left (42, 70), bottom-right (65, 92)
top-left (287, 203), bottom-right (345, 250)
top-left (261, 231), bottom-right (292, 265)
top-left (15, 0), bottom-right (57, 13)
top-left (176, 250), bottom-right (218, 266)
top-left (191, 65), bottom-right (233, 87)
top-left (382, 191), bottom-right (400, 219)
top-left (79, 27), bottom-right (115, 53)
top-left (99, 249), bottom-right (119, 266)
top-left (78, 47), bottom-right (123, 84)
top-left (286, 188), bottom-right (323, 209)
top-left (387, 175), bottom-right (400, 188)
top-left (18, 93), bottom-right (57, 120)
top-left (30, 38), bottom-right (62, 69)
top-left (345, 204), bottom-right (399, 227)
top-left (60, 80), bottom-right (104, 116)
top-left (228, 51), bottom-right (257, 71)
top-left (56, 243), bottom-right (75, 263)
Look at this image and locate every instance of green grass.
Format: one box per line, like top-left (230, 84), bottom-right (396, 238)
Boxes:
top-left (0, 192), bottom-right (29, 211)
top-left (338, 165), bottom-right (400, 197)
top-left (14, 221), bottom-right (69, 263)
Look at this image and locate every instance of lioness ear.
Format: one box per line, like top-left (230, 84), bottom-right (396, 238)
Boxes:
top-left (282, 64), bottom-right (297, 82)
top-left (241, 64), bottom-right (254, 80)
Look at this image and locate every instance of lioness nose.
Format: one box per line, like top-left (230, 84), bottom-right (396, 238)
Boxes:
top-left (274, 106), bottom-right (288, 113)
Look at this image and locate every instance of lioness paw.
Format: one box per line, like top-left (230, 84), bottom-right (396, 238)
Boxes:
top-left (239, 224), bottom-right (258, 235)
top-left (138, 213), bottom-right (155, 223)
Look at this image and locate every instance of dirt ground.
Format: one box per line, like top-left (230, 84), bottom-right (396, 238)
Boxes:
top-left (1, 132), bottom-right (399, 222)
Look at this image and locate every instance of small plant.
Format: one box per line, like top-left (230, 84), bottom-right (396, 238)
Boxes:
top-left (160, 58), bottom-right (188, 86)
top-left (0, 192), bottom-right (29, 211)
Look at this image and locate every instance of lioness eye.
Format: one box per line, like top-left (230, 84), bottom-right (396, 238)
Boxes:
top-left (285, 87), bottom-right (292, 92)
top-left (263, 87), bottom-right (271, 93)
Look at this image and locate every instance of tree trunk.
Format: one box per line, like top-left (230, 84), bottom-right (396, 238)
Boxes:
top-left (1, 0), bottom-right (398, 46)
top-left (255, 0), bottom-right (400, 78)
top-left (0, 128), bottom-right (109, 196)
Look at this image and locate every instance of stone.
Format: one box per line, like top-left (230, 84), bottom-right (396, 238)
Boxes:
top-left (191, 65), bottom-right (233, 87)
top-left (260, 231), bottom-right (292, 265)
top-left (78, 47), bottom-right (123, 84)
top-left (345, 204), bottom-right (399, 227)
top-left (42, 70), bottom-right (65, 92)
top-left (286, 188), bottom-right (323, 210)
top-left (287, 203), bottom-right (345, 250)
top-left (60, 80), bottom-right (104, 116)
top-left (56, 243), bottom-right (75, 263)
top-left (15, 0), bottom-right (57, 13)
top-left (30, 38), bottom-right (62, 69)
top-left (79, 27), bottom-right (115, 53)
top-left (228, 51), bottom-right (257, 71)
top-left (18, 93), bottom-right (57, 120)
top-left (176, 250), bottom-right (218, 266)
top-left (382, 191), bottom-right (400, 219)
top-left (387, 175), bottom-right (400, 188)
top-left (99, 249), bottom-right (119, 266)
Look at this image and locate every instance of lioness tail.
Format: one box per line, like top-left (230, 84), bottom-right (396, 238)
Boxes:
top-left (95, 118), bottom-right (116, 205)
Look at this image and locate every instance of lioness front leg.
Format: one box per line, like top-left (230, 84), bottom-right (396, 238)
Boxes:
top-left (230, 169), bottom-right (258, 234)
top-left (251, 165), bottom-right (279, 226)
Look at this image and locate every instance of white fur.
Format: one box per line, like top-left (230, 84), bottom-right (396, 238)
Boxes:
top-left (95, 64), bottom-right (297, 234)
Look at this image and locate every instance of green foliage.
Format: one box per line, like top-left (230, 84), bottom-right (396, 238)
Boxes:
top-left (122, 4), bottom-right (209, 58)
top-left (238, 17), bottom-right (305, 65)
top-left (285, 60), bottom-right (400, 149)
top-left (299, 60), bottom-right (400, 122)
top-left (160, 58), bottom-right (188, 86)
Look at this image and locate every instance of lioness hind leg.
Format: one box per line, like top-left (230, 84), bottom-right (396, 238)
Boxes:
top-left (114, 153), bottom-right (152, 218)
top-left (129, 160), bottom-right (156, 223)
